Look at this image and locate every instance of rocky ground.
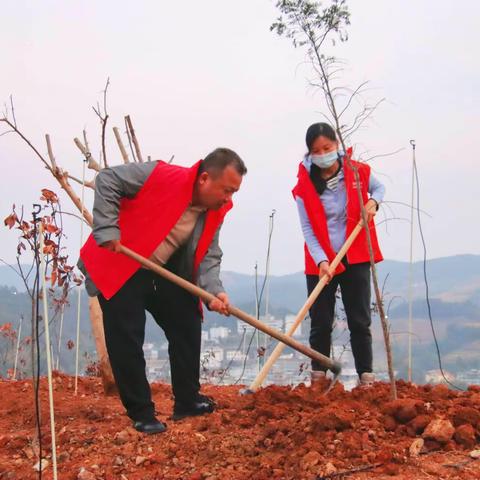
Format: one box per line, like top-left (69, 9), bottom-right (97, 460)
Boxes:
top-left (1, 373), bottom-right (479, 479)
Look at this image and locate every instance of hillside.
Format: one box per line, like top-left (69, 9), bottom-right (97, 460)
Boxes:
top-left (1, 255), bottom-right (479, 381)
top-left (2, 254), bottom-right (480, 310)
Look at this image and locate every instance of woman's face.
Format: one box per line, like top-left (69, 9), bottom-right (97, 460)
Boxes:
top-left (310, 135), bottom-right (338, 155)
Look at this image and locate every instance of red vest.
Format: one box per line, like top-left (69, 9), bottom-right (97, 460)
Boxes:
top-left (80, 160), bottom-right (232, 300)
top-left (292, 149), bottom-right (383, 276)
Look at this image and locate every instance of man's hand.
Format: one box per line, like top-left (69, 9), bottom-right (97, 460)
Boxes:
top-left (319, 261), bottom-right (333, 284)
top-left (101, 239), bottom-right (122, 252)
top-left (364, 199), bottom-right (378, 223)
top-left (208, 292), bottom-right (230, 316)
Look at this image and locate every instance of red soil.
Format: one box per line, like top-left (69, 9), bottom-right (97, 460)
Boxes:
top-left (1, 373), bottom-right (479, 479)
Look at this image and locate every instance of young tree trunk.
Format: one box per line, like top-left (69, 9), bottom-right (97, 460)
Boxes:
top-left (89, 297), bottom-right (116, 395)
top-left (1, 111), bottom-right (121, 397)
top-left (349, 164), bottom-right (397, 400)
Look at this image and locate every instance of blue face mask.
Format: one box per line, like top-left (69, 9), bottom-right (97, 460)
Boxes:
top-left (310, 150), bottom-right (341, 169)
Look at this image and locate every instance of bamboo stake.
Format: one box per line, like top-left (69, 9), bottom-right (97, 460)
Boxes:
top-left (124, 118), bottom-right (137, 162)
top-left (113, 127), bottom-right (130, 164)
top-left (119, 245), bottom-right (341, 373)
top-left (55, 305), bottom-right (64, 371)
top-left (247, 221), bottom-right (363, 392)
top-left (125, 115), bottom-right (143, 163)
top-left (407, 140), bottom-right (416, 382)
top-left (74, 157), bottom-right (87, 395)
top-left (83, 130), bottom-right (90, 156)
top-left (39, 224), bottom-right (58, 480)
top-left (12, 315), bottom-right (23, 380)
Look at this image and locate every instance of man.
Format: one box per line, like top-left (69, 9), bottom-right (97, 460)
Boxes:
top-left (78, 148), bottom-right (246, 434)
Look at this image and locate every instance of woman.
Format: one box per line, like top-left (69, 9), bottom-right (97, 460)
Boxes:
top-left (292, 123), bottom-right (385, 385)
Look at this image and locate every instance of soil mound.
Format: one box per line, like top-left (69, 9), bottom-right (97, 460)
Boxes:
top-left (1, 374), bottom-right (479, 479)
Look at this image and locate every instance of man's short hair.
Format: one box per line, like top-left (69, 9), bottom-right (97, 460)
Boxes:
top-left (199, 148), bottom-right (247, 177)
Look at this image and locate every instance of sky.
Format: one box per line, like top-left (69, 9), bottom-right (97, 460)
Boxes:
top-left (1, 0), bottom-right (479, 276)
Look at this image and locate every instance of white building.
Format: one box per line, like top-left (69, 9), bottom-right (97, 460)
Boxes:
top-left (284, 314), bottom-right (303, 338)
top-left (146, 358), bottom-right (167, 381)
top-left (237, 321), bottom-right (256, 335)
top-left (201, 346), bottom-right (225, 369)
top-left (225, 350), bottom-right (247, 362)
top-left (143, 343), bottom-right (158, 360)
top-left (209, 326), bottom-right (230, 341)
top-left (260, 314), bottom-right (284, 332)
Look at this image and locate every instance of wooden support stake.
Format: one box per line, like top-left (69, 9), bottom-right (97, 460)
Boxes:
top-left (89, 297), bottom-right (117, 394)
top-left (39, 224), bottom-right (58, 480)
top-left (125, 115), bottom-right (143, 163)
top-left (73, 137), bottom-right (102, 172)
top-left (113, 127), bottom-right (130, 164)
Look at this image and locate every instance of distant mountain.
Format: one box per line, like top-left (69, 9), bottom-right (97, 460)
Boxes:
top-left (219, 254), bottom-right (480, 316)
top-left (2, 255), bottom-right (479, 322)
top-left (1, 255), bottom-right (479, 378)
top-left (0, 264), bottom-right (34, 292)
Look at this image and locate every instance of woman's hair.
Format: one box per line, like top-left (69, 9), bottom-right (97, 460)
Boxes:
top-left (305, 123), bottom-right (337, 153)
top-left (305, 123), bottom-right (339, 195)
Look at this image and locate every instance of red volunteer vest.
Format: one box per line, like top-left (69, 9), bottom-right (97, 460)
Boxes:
top-left (292, 149), bottom-right (383, 276)
top-left (80, 160), bottom-right (232, 300)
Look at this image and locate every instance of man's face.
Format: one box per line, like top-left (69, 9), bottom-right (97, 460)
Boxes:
top-left (195, 165), bottom-right (243, 210)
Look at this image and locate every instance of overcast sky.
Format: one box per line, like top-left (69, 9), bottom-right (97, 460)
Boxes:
top-left (1, 0), bottom-right (478, 276)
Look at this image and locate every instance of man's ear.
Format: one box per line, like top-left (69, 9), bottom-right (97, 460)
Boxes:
top-left (198, 171), bottom-right (210, 185)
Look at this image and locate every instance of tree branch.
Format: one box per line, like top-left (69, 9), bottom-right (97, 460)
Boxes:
top-left (45, 135), bottom-right (93, 226)
top-left (0, 118), bottom-right (53, 174)
top-left (66, 173), bottom-right (95, 189)
top-left (92, 77), bottom-right (110, 168)
top-left (337, 80), bottom-right (370, 119)
top-left (9, 95), bottom-right (18, 128)
top-left (342, 98), bottom-right (385, 139)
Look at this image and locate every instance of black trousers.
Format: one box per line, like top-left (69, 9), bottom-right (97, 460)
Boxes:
top-left (98, 269), bottom-right (201, 422)
top-left (307, 261), bottom-right (373, 376)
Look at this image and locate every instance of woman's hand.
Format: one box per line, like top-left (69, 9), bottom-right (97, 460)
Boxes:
top-left (318, 261), bottom-right (333, 283)
top-left (364, 199), bottom-right (378, 224)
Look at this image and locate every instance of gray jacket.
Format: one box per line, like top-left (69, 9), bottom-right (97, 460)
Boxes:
top-left (78, 161), bottom-right (225, 299)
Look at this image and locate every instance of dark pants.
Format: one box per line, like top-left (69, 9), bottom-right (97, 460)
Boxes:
top-left (307, 261), bottom-right (372, 376)
top-left (98, 269), bottom-right (201, 422)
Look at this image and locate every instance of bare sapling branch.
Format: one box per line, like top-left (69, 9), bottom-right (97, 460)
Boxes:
top-left (65, 173), bottom-right (95, 190)
top-left (45, 135), bottom-right (93, 226)
top-left (92, 77), bottom-right (110, 168)
top-left (0, 117), bottom-right (53, 174)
